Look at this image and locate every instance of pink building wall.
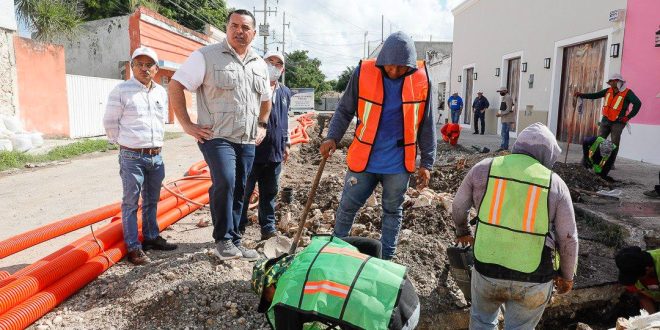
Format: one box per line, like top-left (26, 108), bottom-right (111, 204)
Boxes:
top-left (621, 0), bottom-right (660, 125)
top-left (14, 37), bottom-right (70, 136)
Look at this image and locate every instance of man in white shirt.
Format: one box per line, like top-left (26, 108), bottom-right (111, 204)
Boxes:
top-left (104, 46), bottom-right (177, 265)
top-left (168, 9), bottom-right (272, 260)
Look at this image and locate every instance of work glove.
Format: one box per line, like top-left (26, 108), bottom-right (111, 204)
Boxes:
top-left (620, 116), bottom-right (629, 124)
top-left (554, 276), bottom-right (574, 294)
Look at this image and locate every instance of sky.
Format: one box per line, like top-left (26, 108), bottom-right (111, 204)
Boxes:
top-left (226, 0), bottom-right (466, 79)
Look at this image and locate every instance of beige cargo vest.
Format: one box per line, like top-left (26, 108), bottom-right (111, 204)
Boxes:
top-left (196, 39), bottom-right (269, 144)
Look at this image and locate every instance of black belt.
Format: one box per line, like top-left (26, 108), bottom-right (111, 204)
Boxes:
top-left (120, 145), bottom-right (161, 155)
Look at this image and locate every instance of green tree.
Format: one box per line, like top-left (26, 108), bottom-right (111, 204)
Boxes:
top-left (334, 66), bottom-right (355, 92)
top-left (15, 0), bottom-right (84, 41)
top-left (79, 0), bottom-right (227, 32)
top-left (285, 50), bottom-right (332, 103)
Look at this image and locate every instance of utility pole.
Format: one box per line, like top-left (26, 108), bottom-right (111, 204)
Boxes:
top-left (381, 15), bottom-right (384, 41)
top-left (363, 31), bottom-right (368, 58)
top-left (281, 11), bottom-right (290, 84)
top-left (254, 0), bottom-right (277, 54)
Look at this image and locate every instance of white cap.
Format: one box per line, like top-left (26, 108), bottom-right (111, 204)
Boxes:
top-left (477, 91), bottom-right (483, 94)
top-left (496, 86), bottom-right (508, 92)
top-left (132, 46), bottom-right (158, 64)
top-left (607, 73), bottom-right (625, 82)
top-left (264, 51), bottom-right (285, 65)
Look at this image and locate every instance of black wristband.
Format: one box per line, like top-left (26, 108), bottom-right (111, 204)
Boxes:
top-left (258, 121), bottom-right (268, 129)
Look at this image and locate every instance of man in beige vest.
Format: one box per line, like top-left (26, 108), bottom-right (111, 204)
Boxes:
top-left (169, 9), bottom-right (272, 260)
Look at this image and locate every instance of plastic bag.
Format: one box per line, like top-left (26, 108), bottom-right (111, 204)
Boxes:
top-left (0, 139), bottom-right (12, 152)
top-left (30, 132), bottom-right (44, 147)
top-left (2, 116), bottom-right (23, 133)
top-left (10, 133), bottom-right (33, 152)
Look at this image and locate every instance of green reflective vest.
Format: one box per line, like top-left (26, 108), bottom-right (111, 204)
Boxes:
top-left (267, 236), bottom-right (407, 329)
top-left (475, 154), bottom-right (552, 273)
top-left (588, 137), bottom-right (617, 174)
top-left (634, 249), bottom-right (660, 302)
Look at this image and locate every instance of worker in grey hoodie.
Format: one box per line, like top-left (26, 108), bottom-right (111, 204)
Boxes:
top-left (320, 31), bottom-right (437, 259)
top-left (452, 123), bottom-right (578, 330)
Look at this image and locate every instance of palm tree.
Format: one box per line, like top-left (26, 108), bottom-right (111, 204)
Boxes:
top-left (15, 0), bottom-right (84, 42)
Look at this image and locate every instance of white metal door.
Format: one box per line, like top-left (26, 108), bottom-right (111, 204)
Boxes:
top-left (66, 74), bottom-right (123, 138)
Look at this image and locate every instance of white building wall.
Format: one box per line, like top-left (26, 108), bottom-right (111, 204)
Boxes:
top-left (57, 16), bottom-right (131, 79)
top-left (0, 1), bottom-right (17, 31)
top-left (427, 56), bottom-right (452, 126)
top-left (451, 0), bottom-right (626, 134)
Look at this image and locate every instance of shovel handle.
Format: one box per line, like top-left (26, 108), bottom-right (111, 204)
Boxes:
top-left (289, 157), bottom-right (328, 254)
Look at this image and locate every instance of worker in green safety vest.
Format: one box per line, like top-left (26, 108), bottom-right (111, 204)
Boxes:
top-left (251, 236), bottom-right (420, 330)
top-left (452, 123), bottom-right (579, 329)
top-left (615, 246), bottom-right (660, 314)
top-left (581, 136), bottom-right (617, 181)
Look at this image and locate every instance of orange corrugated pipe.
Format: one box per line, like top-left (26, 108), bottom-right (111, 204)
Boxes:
top-left (0, 178), bottom-right (206, 262)
top-left (0, 193), bottom-right (210, 330)
top-left (0, 272), bottom-right (8, 281)
top-left (0, 181), bottom-right (210, 308)
top-left (0, 204), bottom-right (120, 260)
top-left (187, 160), bottom-right (209, 176)
top-left (0, 180), bottom-right (209, 289)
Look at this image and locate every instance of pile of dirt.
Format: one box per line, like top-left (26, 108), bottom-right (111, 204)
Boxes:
top-left (552, 162), bottom-right (613, 192)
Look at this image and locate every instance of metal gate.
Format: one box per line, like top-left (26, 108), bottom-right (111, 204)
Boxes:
top-left (557, 38), bottom-right (607, 143)
top-left (66, 74), bottom-right (123, 138)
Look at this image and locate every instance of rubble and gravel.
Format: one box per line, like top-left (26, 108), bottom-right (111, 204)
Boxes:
top-left (26, 115), bottom-right (627, 329)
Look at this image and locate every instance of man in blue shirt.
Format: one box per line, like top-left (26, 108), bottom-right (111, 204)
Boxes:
top-left (239, 51), bottom-right (292, 241)
top-left (447, 92), bottom-right (463, 123)
top-left (319, 32), bottom-right (437, 259)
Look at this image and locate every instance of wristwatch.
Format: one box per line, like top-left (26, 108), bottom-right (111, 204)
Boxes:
top-left (258, 121), bottom-right (268, 129)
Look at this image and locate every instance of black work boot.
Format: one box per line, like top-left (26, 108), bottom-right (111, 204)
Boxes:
top-left (142, 236), bottom-right (178, 251)
top-left (127, 249), bottom-right (151, 265)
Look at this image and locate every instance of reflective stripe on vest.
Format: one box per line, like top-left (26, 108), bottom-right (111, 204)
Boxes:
top-left (634, 249), bottom-right (660, 302)
top-left (267, 236), bottom-right (407, 329)
top-left (603, 88), bottom-right (629, 121)
top-left (588, 137), bottom-right (617, 174)
top-left (475, 154), bottom-right (552, 273)
top-left (346, 59), bottom-right (429, 173)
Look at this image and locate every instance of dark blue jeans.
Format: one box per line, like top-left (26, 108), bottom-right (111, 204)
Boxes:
top-left (198, 139), bottom-right (255, 244)
top-left (333, 171), bottom-right (411, 259)
top-left (119, 149), bottom-right (165, 252)
top-left (451, 109), bottom-right (461, 123)
top-left (501, 122), bottom-right (511, 150)
top-left (473, 110), bottom-right (485, 134)
top-left (239, 161), bottom-right (282, 236)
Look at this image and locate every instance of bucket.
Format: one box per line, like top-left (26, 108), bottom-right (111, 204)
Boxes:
top-left (447, 245), bottom-right (474, 300)
top-left (281, 187), bottom-right (293, 204)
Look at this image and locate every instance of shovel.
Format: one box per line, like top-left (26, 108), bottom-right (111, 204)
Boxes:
top-left (288, 156), bottom-right (328, 254)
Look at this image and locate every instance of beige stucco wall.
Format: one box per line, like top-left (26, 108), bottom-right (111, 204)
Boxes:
top-left (451, 0), bottom-right (626, 135)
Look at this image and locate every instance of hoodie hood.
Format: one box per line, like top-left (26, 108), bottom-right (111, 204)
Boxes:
top-left (511, 123), bottom-right (562, 168)
top-left (376, 31), bottom-right (417, 69)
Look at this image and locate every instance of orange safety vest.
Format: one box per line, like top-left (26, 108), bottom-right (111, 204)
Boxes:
top-left (346, 59), bottom-right (429, 173)
top-left (602, 87), bottom-right (629, 121)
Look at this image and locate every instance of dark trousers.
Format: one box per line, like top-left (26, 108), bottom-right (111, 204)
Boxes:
top-left (198, 138), bottom-right (255, 244)
top-left (656, 171), bottom-right (660, 194)
top-left (598, 120), bottom-right (625, 171)
top-left (239, 161), bottom-right (282, 236)
top-left (473, 110), bottom-right (485, 134)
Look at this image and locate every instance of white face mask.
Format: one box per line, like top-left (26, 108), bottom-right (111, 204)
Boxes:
top-left (267, 63), bottom-right (282, 81)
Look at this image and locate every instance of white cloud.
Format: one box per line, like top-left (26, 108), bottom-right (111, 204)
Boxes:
top-left (226, 0), bottom-right (458, 79)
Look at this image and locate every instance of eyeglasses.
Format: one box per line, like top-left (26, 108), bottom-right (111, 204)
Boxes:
top-left (133, 62), bottom-right (157, 69)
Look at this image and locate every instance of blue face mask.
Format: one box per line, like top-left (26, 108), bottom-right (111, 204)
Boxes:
top-left (267, 63), bottom-right (282, 82)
